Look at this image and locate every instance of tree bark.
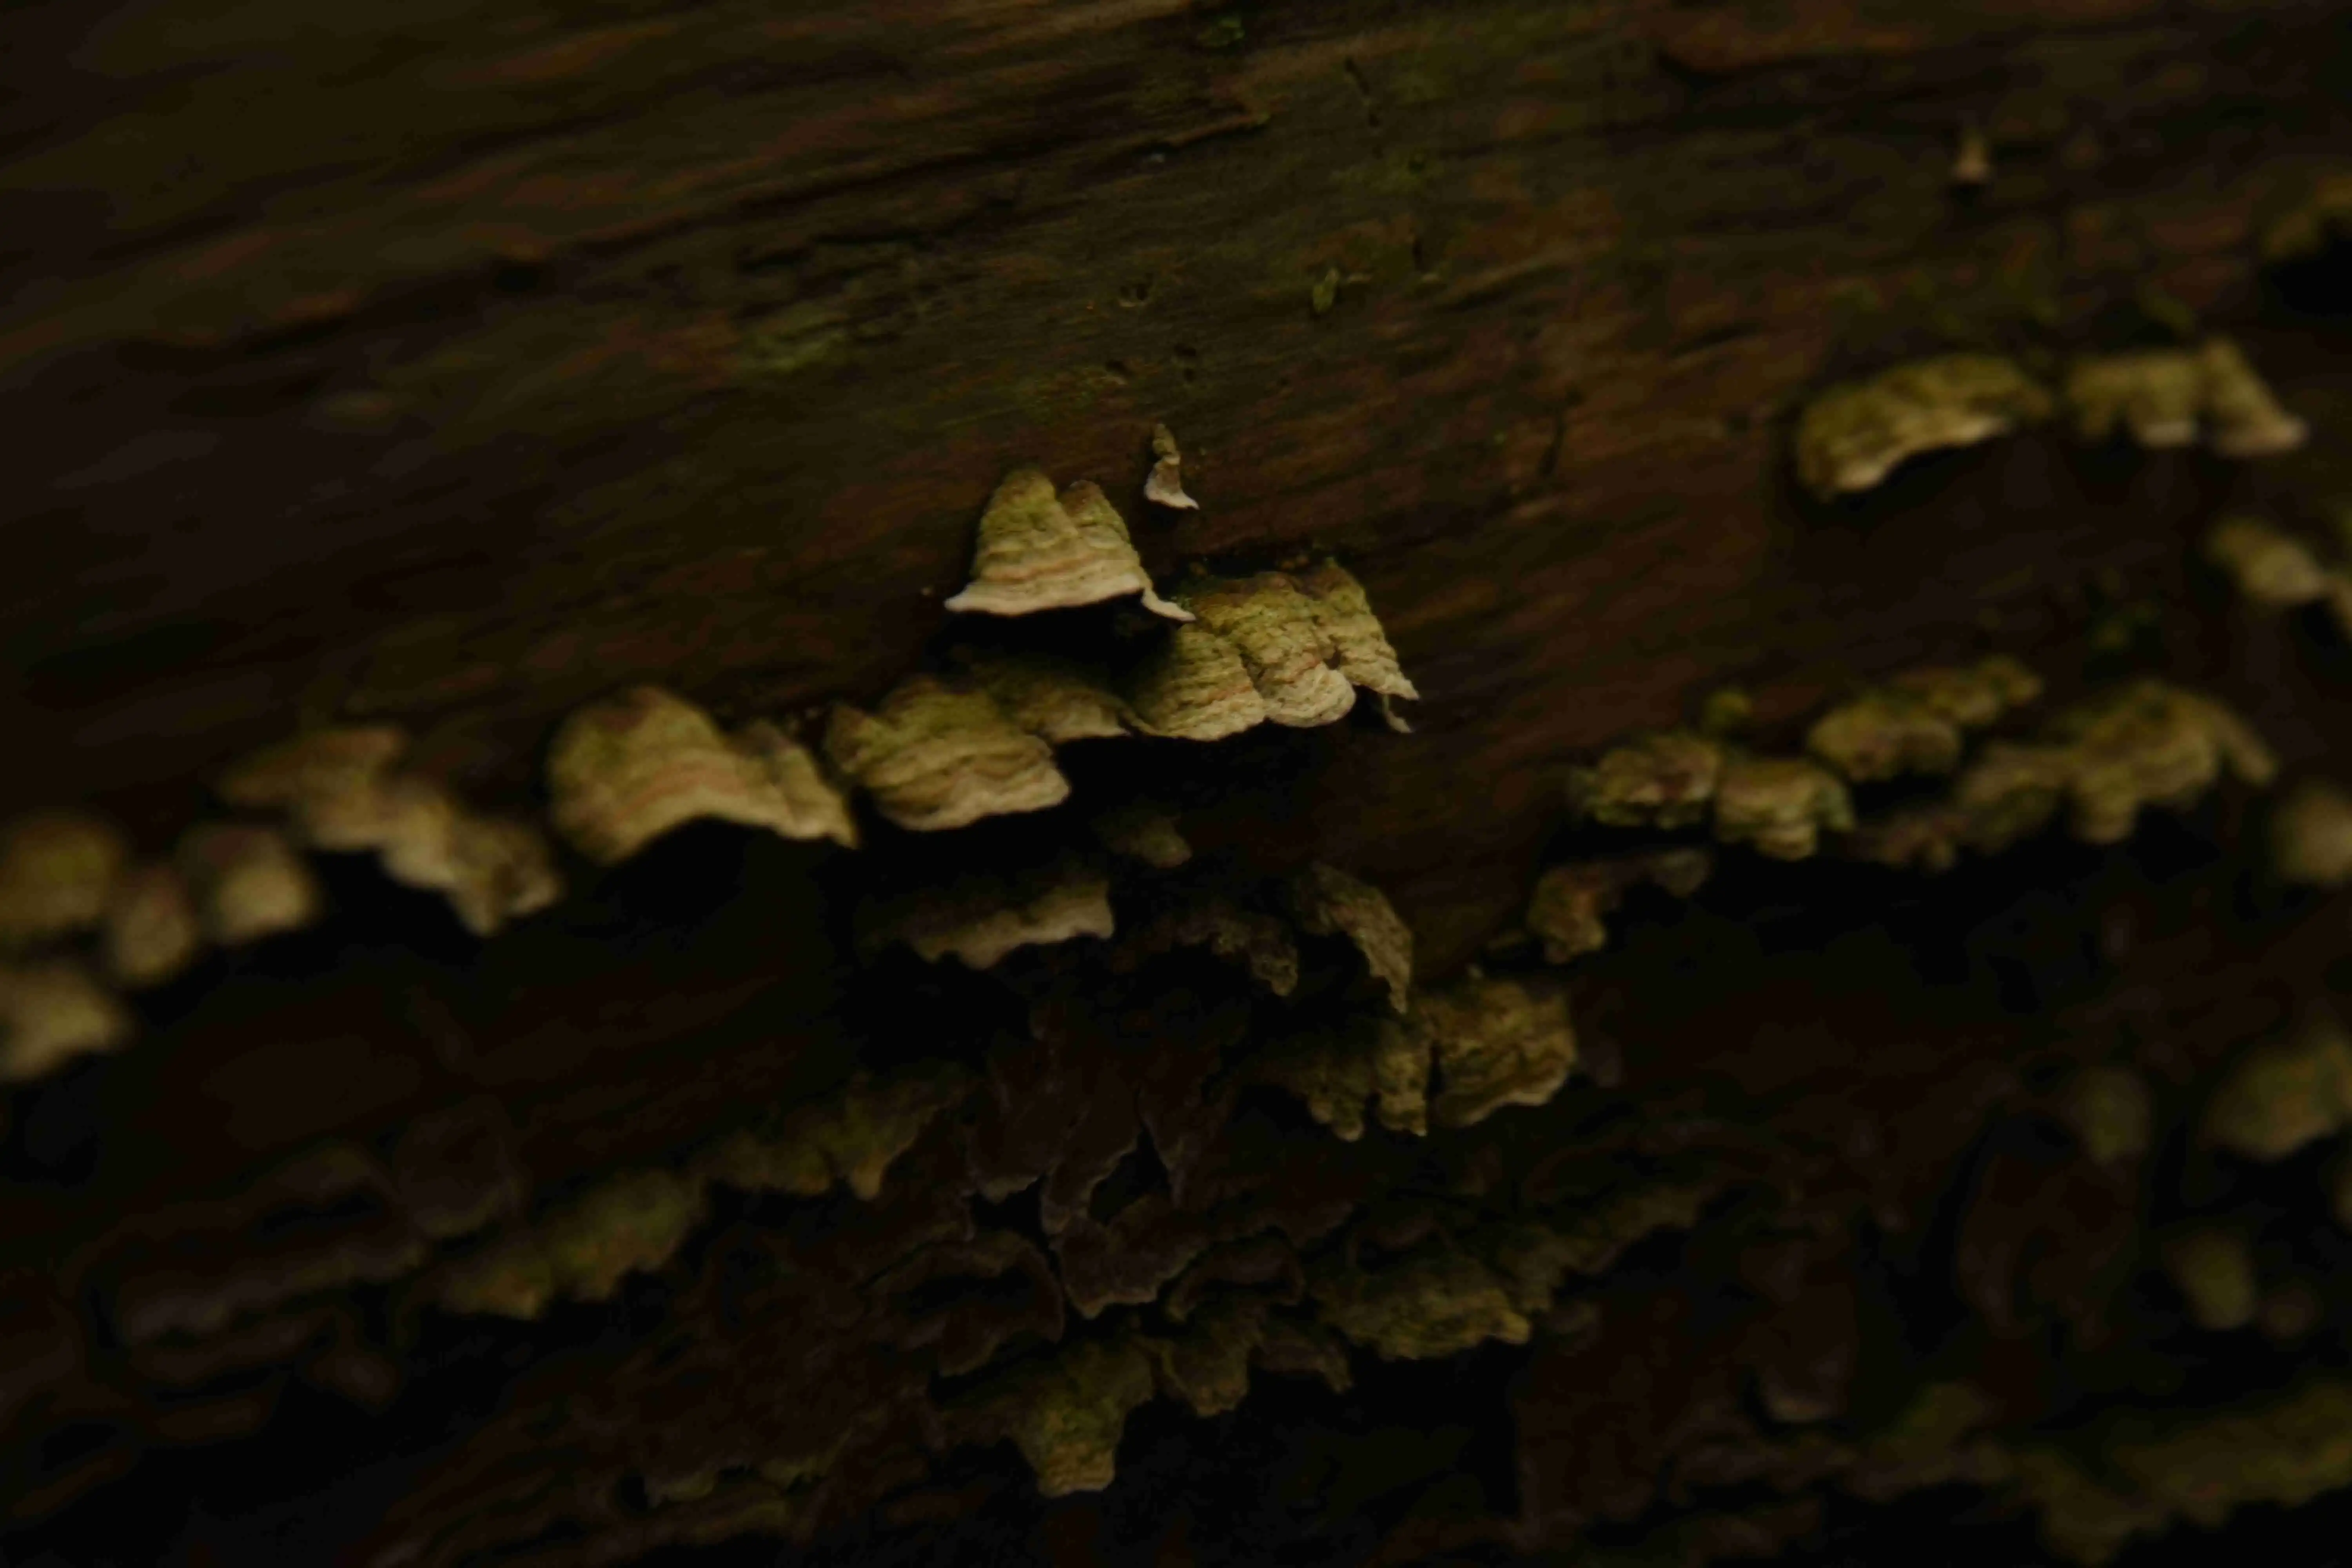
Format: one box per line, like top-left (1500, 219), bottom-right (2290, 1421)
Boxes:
top-left (5, 0), bottom-right (2352, 1564)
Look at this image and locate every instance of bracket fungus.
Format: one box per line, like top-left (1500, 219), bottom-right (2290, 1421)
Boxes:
top-left (1121, 562), bottom-right (1415, 741)
top-left (1413, 975), bottom-right (1579, 1130)
top-left (429, 1168), bottom-right (706, 1320)
top-left (2263, 172), bottom-right (2352, 267)
top-left (1794, 355), bottom-right (2056, 500)
top-left (226, 726), bottom-right (563, 936)
top-left (1287, 862), bottom-right (1413, 1012)
top-left (1266, 973), bottom-right (1580, 1139)
top-left (1294, 561), bottom-right (1420, 711)
top-left (1123, 623), bottom-right (1271, 741)
top-left (0, 809), bottom-right (129, 948)
top-left (1855, 682), bottom-right (2276, 867)
top-left (826, 676), bottom-right (1071, 832)
top-left (863, 860), bottom-right (1116, 970)
top-left (960, 652), bottom-right (1134, 744)
top-left (964, 1338), bottom-right (1160, 1497)
top-left (1713, 755), bottom-right (1855, 860)
top-left (1314, 1249), bottom-right (1534, 1362)
top-left (2161, 1228), bottom-right (2258, 1333)
top-left (2067, 339), bottom-right (2307, 458)
top-left (2045, 682), bottom-right (2276, 845)
top-left (1122, 893), bottom-right (1300, 996)
top-left (175, 823), bottom-right (323, 945)
top-left (1808, 658), bottom-right (2041, 783)
top-left (549, 686), bottom-right (857, 863)
top-left (2202, 1015), bottom-right (2352, 1163)
top-left (101, 862), bottom-right (203, 989)
top-left (1570, 730), bottom-right (1725, 829)
top-left (1524, 848), bottom-right (1712, 963)
top-left (2060, 1065), bottom-right (2154, 1171)
top-left (1144, 423), bottom-right (1200, 511)
top-left (946, 468), bottom-right (1191, 621)
top-left (1089, 801), bottom-right (1192, 869)
top-left (1253, 1014), bottom-right (1432, 1141)
top-left (699, 1067), bottom-right (973, 1202)
top-left (2203, 516), bottom-right (2335, 612)
top-left (1175, 574), bottom-right (1358, 728)
top-left (2272, 779), bottom-right (2352, 887)
top-left (2198, 338), bottom-right (2309, 457)
top-left (0, 958), bottom-right (135, 1084)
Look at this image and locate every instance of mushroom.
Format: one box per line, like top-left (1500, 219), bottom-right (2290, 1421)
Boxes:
top-left (0, 810), bottom-right (129, 948)
top-left (946, 468), bottom-right (1191, 621)
top-left (548, 685), bottom-right (858, 862)
top-left (176, 824), bottom-right (324, 945)
top-left (825, 676), bottom-right (1069, 832)
top-left (1144, 423), bottom-right (1200, 511)
top-left (1794, 354), bottom-right (2056, 500)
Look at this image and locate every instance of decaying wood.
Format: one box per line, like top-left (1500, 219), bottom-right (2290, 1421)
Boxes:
top-left (8, 0), bottom-right (2352, 1564)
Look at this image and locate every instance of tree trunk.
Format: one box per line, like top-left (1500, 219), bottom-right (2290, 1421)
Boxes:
top-left (6, 1), bottom-right (2352, 1563)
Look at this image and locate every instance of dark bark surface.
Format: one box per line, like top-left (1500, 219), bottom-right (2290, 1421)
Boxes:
top-left (8, 2), bottom-right (2352, 1565)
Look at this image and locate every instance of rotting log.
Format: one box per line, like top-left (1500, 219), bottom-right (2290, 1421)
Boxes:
top-left (9, 1), bottom-right (2352, 1564)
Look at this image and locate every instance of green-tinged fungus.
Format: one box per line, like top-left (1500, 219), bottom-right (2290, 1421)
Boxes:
top-left (1713, 755), bottom-right (1855, 860)
top-left (826, 676), bottom-right (1069, 832)
top-left (2049, 682), bottom-right (2277, 845)
top-left (0, 809), bottom-right (130, 948)
top-left (550, 686), bottom-right (857, 862)
top-left (967, 1338), bottom-right (1160, 1497)
top-left (0, 957), bottom-right (136, 1084)
top-left (176, 823), bottom-right (322, 946)
top-left (2204, 516), bottom-right (2332, 610)
top-left (1410, 974), bottom-right (1577, 1131)
top-left (1293, 560), bottom-right (1420, 709)
top-left (1315, 1249), bottom-right (1532, 1361)
top-left (960, 651), bottom-right (1134, 743)
top-left (221, 721), bottom-right (564, 936)
top-left (1176, 574), bottom-right (1356, 728)
top-left (1142, 1297), bottom-right (1266, 1418)
top-left (2262, 173), bottom-right (2352, 265)
top-left (1806, 690), bottom-right (1965, 784)
top-left (101, 862), bottom-right (203, 990)
top-left (2161, 1228), bottom-right (2258, 1332)
top-left (1570, 730), bottom-right (1724, 829)
top-left (864, 860), bottom-right (1115, 970)
top-left (699, 1067), bottom-right (972, 1201)
top-left (431, 1169), bottom-right (706, 1319)
top-left (1253, 1013), bottom-right (1430, 1140)
top-left (2200, 338), bottom-right (2308, 458)
top-left (1288, 862), bottom-right (1413, 1012)
top-left (1794, 354), bottom-right (2056, 500)
top-left (1524, 849), bottom-right (1712, 963)
top-left (2066, 350), bottom-right (2205, 449)
top-left (1125, 893), bottom-right (1299, 996)
top-left (1124, 623), bottom-right (1271, 741)
top-left (2273, 779), bottom-right (2352, 887)
top-left (2203, 1014), bottom-right (2352, 1162)
top-left (946, 468), bottom-right (1190, 621)
top-left (1089, 800), bottom-right (1192, 869)
top-left (1809, 658), bottom-right (2042, 784)
top-left (1145, 423), bottom-right (1200, 511)
top-left (2060, 1065), bottom-right (2154, 1170)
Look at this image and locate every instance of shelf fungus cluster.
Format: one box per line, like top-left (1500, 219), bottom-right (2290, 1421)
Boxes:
top-left (1795, 338), bottom-right (2304, 500)
top-left (17, 375), bottom-right (2352, 1568)
top-left (1538, 664), bottom-right (2278, 965)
